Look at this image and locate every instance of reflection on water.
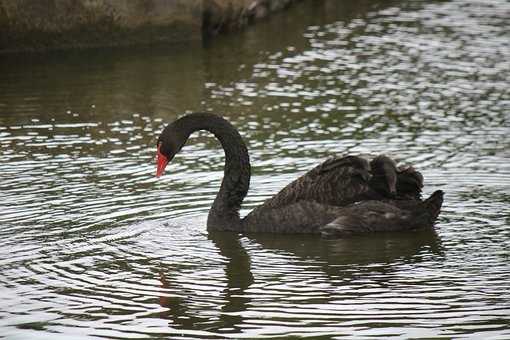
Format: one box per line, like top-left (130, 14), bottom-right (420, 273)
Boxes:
top-left (1, 0), bottom-right (509, 338)
top-left (157, 229), bottom-right (443, 337)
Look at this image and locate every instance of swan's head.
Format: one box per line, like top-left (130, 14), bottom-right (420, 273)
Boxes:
top-left (156, 122), bottom-right (188, 177)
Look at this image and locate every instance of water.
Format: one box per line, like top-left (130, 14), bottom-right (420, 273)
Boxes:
top-left (1, 0), bottom-right (509, 338)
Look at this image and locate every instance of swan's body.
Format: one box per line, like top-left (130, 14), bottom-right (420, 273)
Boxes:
top-left (156, 113), bottom-right (443, 238)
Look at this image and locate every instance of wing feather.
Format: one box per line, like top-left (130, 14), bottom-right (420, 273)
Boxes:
top-left (250, 156), bottom-right (375, 212)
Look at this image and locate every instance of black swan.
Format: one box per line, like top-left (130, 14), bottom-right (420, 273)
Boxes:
top-left (156, 113), bottom-right (443, 238)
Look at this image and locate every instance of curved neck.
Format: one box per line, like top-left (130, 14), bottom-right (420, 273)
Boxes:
top-left (176, 113), bottom-right (250, 231)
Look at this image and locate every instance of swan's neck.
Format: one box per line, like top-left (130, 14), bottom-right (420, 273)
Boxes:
top-left (178, 113), bottom-right (250, 231)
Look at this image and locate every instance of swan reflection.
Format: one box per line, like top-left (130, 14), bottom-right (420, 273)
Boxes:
top-left (157, 228), bottom-right (442, 334)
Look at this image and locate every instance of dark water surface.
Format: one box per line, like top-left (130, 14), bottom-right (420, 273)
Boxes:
top-left (1, 0), bottom-right (509, 338)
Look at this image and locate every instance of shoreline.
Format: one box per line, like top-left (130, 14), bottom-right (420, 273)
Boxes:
top-left (0, 0), bottom-right (300, 54)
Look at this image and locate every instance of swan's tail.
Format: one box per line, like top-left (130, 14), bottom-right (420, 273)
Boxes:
top-left (320, 190), bottom-right (444, 238)
top-left (424, 190), bottom-right (444, 223)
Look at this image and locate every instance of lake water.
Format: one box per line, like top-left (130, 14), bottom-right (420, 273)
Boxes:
top-left (1, 0), bottom-right (509, 338)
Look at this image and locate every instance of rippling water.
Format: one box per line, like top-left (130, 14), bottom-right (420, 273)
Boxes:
top-left (1, 0), bottom-right (509, 338)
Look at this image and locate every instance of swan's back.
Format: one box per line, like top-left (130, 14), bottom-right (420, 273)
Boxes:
top-left (250, 156), bottom-right (374, 213)
top-left (248, 155), bottom-right (422, 215)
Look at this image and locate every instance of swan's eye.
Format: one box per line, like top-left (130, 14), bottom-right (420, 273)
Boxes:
top-left (157, 141), bottom-right (172, 158)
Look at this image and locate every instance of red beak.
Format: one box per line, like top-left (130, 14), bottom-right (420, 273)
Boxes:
top-left (156, 144), bottom-right (169, 177)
